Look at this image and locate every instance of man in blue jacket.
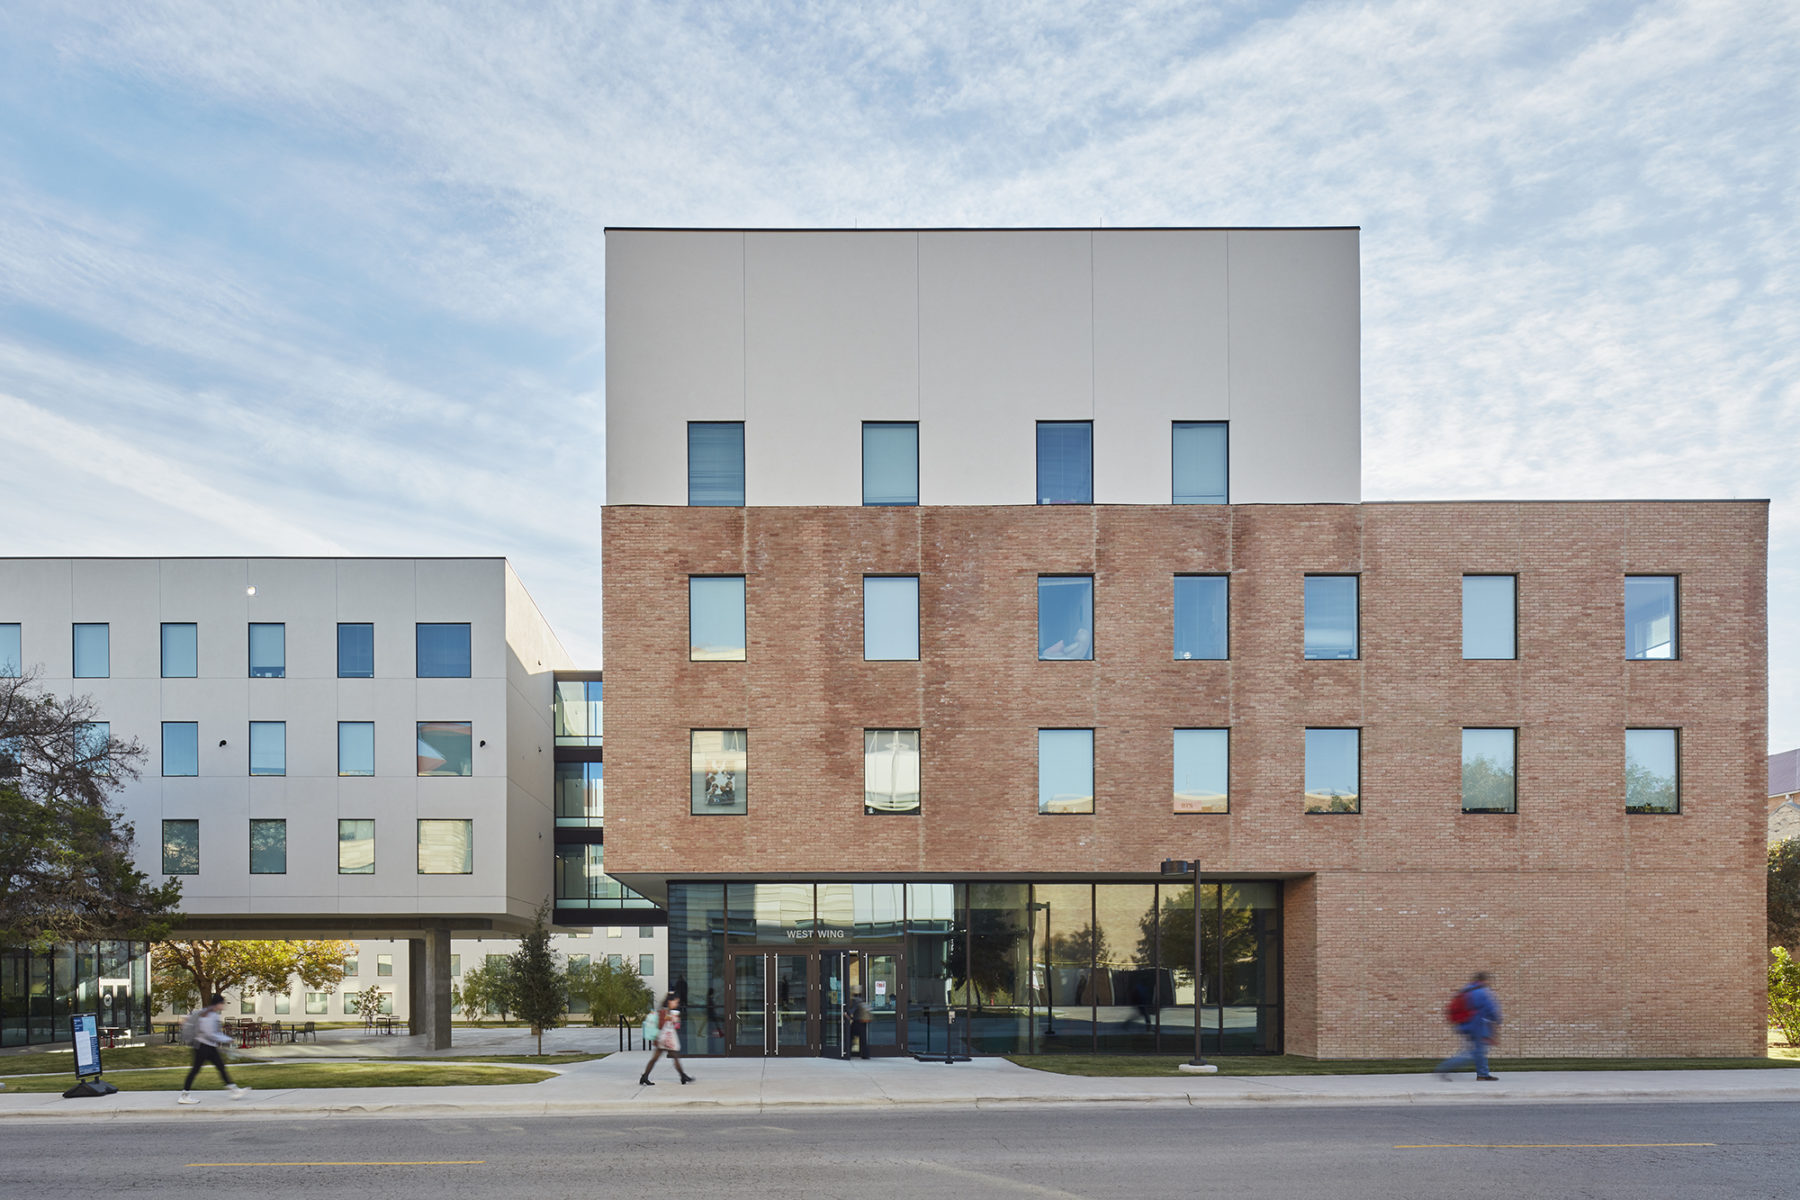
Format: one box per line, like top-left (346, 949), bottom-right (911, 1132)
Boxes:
top-left (1436, 972), bottom-right (1502, 1081)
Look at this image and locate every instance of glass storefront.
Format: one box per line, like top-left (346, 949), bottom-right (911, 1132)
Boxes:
top-left (665, 880), bottom-right (1281, 1057)
top-left (0, 941), bottom-right (150, 1046)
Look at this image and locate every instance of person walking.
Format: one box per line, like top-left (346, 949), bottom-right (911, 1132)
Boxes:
top-left (846, 989), bottom-right (872, 1059)
top-left (1436, 972), bottom-right (1502, 1081)
top-left (178, 993), bottom-right (251, 1104)
top-left (639, 991), bottom-right (693, 1086)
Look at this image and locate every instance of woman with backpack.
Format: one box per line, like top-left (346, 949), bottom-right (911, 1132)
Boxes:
top-left (639, 991), bottom-right (693, 1086)
top-left (178, 993), bottom-right (251, 1104)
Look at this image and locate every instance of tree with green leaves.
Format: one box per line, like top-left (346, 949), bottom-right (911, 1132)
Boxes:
top-left (566, 955), bottom-right (654, 1026)
top-left (0, 671), bottom-right (182, 947)
top-left (1769, 947), bottom-right (1800, 1048)
top-left (510, 901), bottom-right (565, 1054)
top-left (1770, 839), bottom-right (1800, 953)
top-left (153, 939), bottom-right (354, 1014)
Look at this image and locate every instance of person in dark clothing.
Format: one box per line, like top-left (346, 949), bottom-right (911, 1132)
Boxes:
top-left (846, 989), bottom-right (872, 1059)
top-left (178, 994), bottom-right (250, 1104)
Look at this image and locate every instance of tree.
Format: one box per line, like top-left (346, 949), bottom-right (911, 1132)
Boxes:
top-left (0, 671), bottom-right (182, 946)
top-left (1770, 840), bottom-right (1800, 953)
top-left (153, 940), bottom-right (354, 1014)
top-left (1769, 947), bottom-right (1800, 1049)
top-left (566, 956), bottom-right (654, 1026)
top-left (510, 901), bottom-right (565, 1055)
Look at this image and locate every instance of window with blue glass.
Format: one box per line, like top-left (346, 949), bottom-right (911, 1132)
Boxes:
top-left (163, 820), bottom-right (199, 876)
top-left (248, 623), bottom-right (285, 678)
top-left (1036, 421), bottom-right (1092, 504)
top-left (1303, 575), bottom-right (1358, 660)
top-left (1038, 576), bottom-right (1094, 660)
top-left (416, 623), bottom-right (471, 677)
top-left (80, 721), bottom-right (110, 771)
top-left (72, 623), bottom-right (109, 678)
top-left (863, 422), bottom-right (919, 506)
top-left (249, 721), bottom-right (285, 776)
top-left (1462, 575), bottom-right (1516, 659)
top-left (338, 623), bottom-right (374, 678)
top-left (689, 577), bottom-right (746, 661)
top-left (162, 722), bottom-right (198, 777)
top-left (1626, 728), bottom-right (1680, 813)
top-left (1625, 576), bottom-right (1677, 660)
top-left (1038, 729), bottom-right (1094, 814)
top-left (1304, 728), bottom-right (1360, 813)
top-left (864, 576), bottom-right (920, 660)
top-left (1172, 421), bottom-right (1228, 504)
top-left (1173, 575), bottom-right (1228, 660)
top-left (338, 722), bottom-right (375, 776)
top-left (161, 623), bottom-right (197, 678)
top-left (0, 623), bottom-right (19, 676)
top-left (1173, 729), bottom-right (1229, 813)
top-left (689, 421), bottom-right (745, 506)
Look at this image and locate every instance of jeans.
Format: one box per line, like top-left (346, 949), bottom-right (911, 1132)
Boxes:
top-left (183, 1043), bottom-right (234, 1090)
top-left (1435, 1027), bottom-right (1490, 1076)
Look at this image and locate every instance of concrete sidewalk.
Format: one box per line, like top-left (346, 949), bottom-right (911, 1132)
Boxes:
top-left (4, 1039), bottom-right (1799, 1121)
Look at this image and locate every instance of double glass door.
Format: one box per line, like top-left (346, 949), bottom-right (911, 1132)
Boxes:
top-left (725, 946), bottom-right (904, 1056)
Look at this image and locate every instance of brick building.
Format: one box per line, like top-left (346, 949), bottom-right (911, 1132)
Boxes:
top-left (599, 228), bottom-right (1769, 1059)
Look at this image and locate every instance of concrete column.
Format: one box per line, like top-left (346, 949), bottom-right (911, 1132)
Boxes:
top-left (415, 929), bottom-right (454, 1049)
top-left (407, 938), bottom-right (425, 1035)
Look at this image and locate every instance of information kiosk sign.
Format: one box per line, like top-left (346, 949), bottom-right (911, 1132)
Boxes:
top-left (63, 1014), bottom-right (118, 1098)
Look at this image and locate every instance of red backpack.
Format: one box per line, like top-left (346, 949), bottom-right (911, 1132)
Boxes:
top-left (1445, 989), bottom-right (1474, 1025)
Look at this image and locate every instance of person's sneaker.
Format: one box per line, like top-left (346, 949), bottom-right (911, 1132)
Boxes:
top-left (177, 1092), bottom-right (199, 1105)
top-left (228, 1085), bottom-right (251, 1099)
top-left (1476, 1074), bottom-right (1499, 1081)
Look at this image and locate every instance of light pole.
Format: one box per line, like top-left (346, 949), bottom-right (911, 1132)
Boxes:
top-left (1162, 859), bottom-right (1217, 1073)
top-left (1028, 900), bottom-right (1056, 1037)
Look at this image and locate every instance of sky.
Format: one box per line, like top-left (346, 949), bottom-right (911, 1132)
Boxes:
top-left (0, 1), bottom-right (1795, 751)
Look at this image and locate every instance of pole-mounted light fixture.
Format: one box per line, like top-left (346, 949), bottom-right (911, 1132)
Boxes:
top-left (1162, 859), bottom-right (1217, 1073)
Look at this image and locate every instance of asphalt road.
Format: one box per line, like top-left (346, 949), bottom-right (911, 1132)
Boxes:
top-left (7, 1101), bottom-right (1794, 1199)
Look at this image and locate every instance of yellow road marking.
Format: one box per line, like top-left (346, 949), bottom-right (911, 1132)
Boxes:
top-left (1396, 1143), bottom-right (1716, 1150)
top-left (188, 1161), bottom-right (484, 1167)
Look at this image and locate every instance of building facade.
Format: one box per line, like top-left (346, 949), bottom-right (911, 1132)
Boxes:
top-left (600, 228), bottom-right (1769, 1059)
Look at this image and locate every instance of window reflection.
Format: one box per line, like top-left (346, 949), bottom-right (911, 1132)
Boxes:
top-left (1626, 728), bottom-right (1679, 813)
top-left (1037, 576), bottom-right (1093, 660)
top-left (1303, 575), bottom-right (1358, 659)
top-left (864, 730), bottom-right (920, 814)
top-left (1625, 576), bottom-right (1677, 660)
top-left (1173, 575), bottom-right (1227, 660)
top-left (554, 679), bottom-right (603, 746)
top-left (689, 577), bottom-right (747, 661)
top-left (1304, 728), bottom-right (1360, 813)
top-left (1461, 728), bottom-right (1516, 812)
top-left (1462, 575), bottom-right (1516, 659)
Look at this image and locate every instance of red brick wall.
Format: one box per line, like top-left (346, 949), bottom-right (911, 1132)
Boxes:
top-left (602, 501), bottom-right (1768, 1057)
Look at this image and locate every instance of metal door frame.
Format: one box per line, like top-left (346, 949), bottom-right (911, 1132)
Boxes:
top-left (824, 944), bottom-right (907, 1058)
top-left (723, 948), bottom-right (819, 1056)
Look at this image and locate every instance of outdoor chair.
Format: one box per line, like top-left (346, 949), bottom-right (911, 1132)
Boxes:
top-left (296, 1020), bottom-right (318, 1043)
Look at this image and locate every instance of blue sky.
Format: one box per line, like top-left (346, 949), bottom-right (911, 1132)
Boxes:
top-left (1, 1), bottom-right (1795, 751)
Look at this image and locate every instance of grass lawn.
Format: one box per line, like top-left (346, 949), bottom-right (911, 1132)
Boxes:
top-left (0, 1061), bottom-right (555, 1093)
top-left (1006, 1053), bottom-right (1800, 1077)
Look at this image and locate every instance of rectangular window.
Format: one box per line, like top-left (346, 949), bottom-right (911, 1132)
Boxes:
top-left (0, 623), bottom-right (19, 677)
top-left (865, 729), bottom-right (921, 815)
top-left (305, 993), bottom-right (328, 1015)
top-left (689, 576), bottom-right (747, 661)
top-left (1625, 576), bottom-right (1678, 660)
top-left (1626, 728), bottom-right (1680, 814)
top-left (416, 721), bottom-right (473, 776)
top-left (1036, 420), bottom-right (1092, 505)
top-left (338, 819), bottom-right (375, 874)
top-left (688, 421), bottom-right (746, 506)
top-left (607, 954), bottom-right (623, 970)
top-left (274, 994), bottom-right (290, 1015)
top-left (241, 998), bottom-right (256, 1015)
top-left (639, 927), bottom-right (654, 939)
top-left (1172, 729), bottom-right (1229, 813)
top-left (249, 721), bottom-right (286, 776)
top-left (72, 623), bottom-right (109, 678)
top-left (418, 819), bottom-right (474, 874)
top-left (376, 954), bottom-right (393, 977)
top-left (343, 992), bottom-right (361, 1016)
top-left (162, 819), bottom-right (199, 875)
top-left (80, 721), bottom-right (110, 771)
top-left (249, 819), bottom-right (287, 874)
top-left (1172, 421), bottom-right (1228, 504)
top-left (416, 623), bottom-right (472, 677)
top-left (608, 927), bottom-right (623, 938)
top-left (691, 729), bottom-right (749, 815)
top-left (639, 955), bottom-right (654, 977)
top-left (555, 760), bottom-right (604, 826)
top-left (345, 956), bottom-right (359, 976)
top-left (863, 421), bottom-right (920, 506)
top-left (161, 623), bottom-right (197, 678)
top-left (1037, 575), bottom-right (1094, 660)
top-left (451, 954), bottom-right (461, 977)
top-left (1462, 575), bottom-right (1517, 660)
top-left (1461, 728), bottom-right (1517, 813)
top-left (338, 623), bottom-right (374, 678)
top-left (554, 679), bottom-right (604, 746)
top-left (162, 722), bottom-right (199, 777)
top-left (1038, 728), bottom-right (1094, 814)
top-left (863, 576), bottom-right (920, 660)
top-left (1173, 575), bottom-right (1228, 660)
top-left (1304, 728), bottom-right (1361, 813)
top-left (247, 623), bottom-right (285, 678)
top-left (1303, 575), bottom-right (1359, 660)
top-left (338, 722), bottom-right (375, 776)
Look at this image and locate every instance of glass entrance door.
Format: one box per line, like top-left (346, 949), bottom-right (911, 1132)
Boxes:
top-left (824, 946), bottom-right (906, 1057)
top-left (725, 951), bottom-right (818, 1055)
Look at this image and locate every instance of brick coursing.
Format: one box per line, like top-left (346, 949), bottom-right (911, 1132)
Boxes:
top-left (602, 501), bottom-right (1768, 1057)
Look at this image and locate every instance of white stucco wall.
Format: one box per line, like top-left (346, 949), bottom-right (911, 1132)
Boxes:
top-left (604, 227), bottom-right (1360, 507)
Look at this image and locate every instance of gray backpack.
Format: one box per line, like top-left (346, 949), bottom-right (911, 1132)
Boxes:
top-left (179, 1009), bottom-right (204, 1046)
